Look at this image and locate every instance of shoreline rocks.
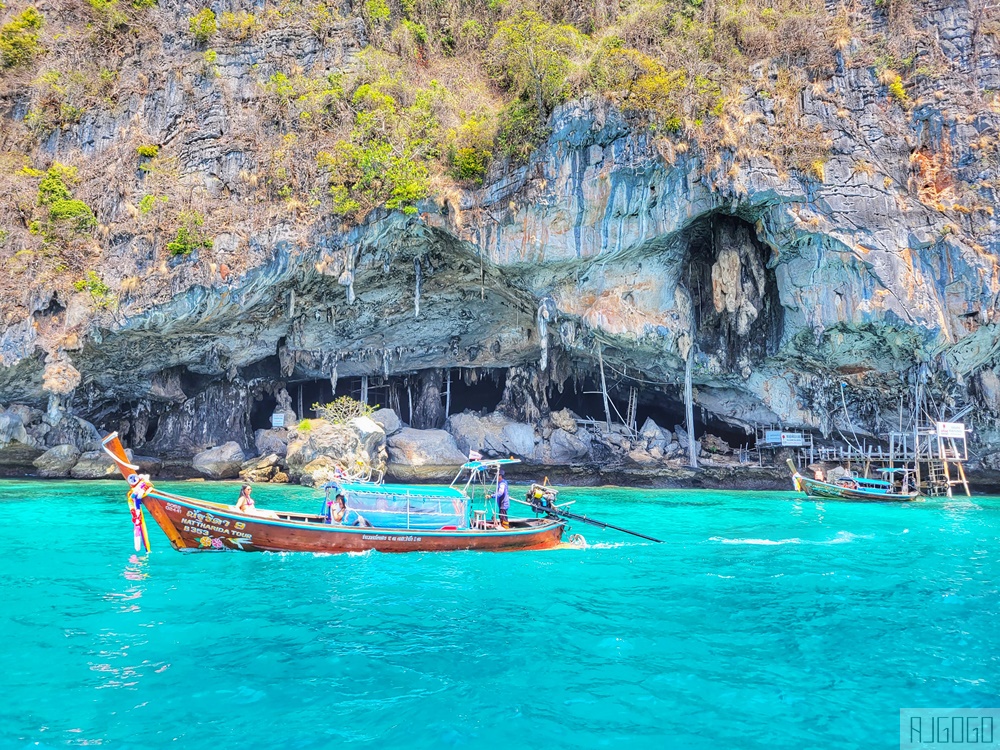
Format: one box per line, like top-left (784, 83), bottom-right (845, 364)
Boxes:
top-left (192, 442), bottom-right (246, 480)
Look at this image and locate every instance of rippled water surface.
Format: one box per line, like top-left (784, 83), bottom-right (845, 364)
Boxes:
top-left (1, 479), bottom-right (998, 748)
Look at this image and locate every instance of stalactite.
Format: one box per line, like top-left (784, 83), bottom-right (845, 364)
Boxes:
top-left (339, 269), bottom-right (355, 305)
top-left (330, 363), bottom-right (338, 393)
top-left (536, 297), bottom-right (557, 373)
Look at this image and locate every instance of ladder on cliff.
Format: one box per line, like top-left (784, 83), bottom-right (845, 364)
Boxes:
top-left (625, 386), bottom-right (638, 435)
top-left (937, 435), bottom-right (971, 498)
top-left (922, 460), bottom-right (950, 497)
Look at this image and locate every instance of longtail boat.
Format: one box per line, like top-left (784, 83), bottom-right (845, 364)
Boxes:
top-left (786, 459), bottom-right (919, 502)
top-left (101, 433), bottom-right (565, 553)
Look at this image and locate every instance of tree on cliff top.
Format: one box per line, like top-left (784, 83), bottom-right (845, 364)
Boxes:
top-left (486, 11), bottom-right (583, 124)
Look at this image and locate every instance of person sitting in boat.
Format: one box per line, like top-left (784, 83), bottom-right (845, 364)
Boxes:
top-left (329, 495), bottom-right (371, 527)
top-left (236, 485), bottom-right (255, 513)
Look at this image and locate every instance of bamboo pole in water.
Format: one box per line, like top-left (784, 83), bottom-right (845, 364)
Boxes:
top-left (685, 345), bottom-right (697, 469)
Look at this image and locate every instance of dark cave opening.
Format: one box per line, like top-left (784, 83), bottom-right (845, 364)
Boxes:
top-left (269, 368), bottom-right (507, 426)
top-left (683, 213), bottom-right (783, 366)
top-left (250, 392), bottom-right (277, 430)
top-left (144, 414), bottom-right (160, 443)
top-left (447, 369), bottom-right (506, 415)
top-left (547, 378), bottom-right (754, 449)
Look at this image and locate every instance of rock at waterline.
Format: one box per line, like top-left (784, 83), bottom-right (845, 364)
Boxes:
top-left (240, 453), bottom-right (287, 483)
top-left (548, 428), bottom-right (592, 463)
top-left (350, 416), bottom-right (388, 459)
top-left (192, 442), bottom-right (246, 479)
top-left (284, 418), bottom-right (386, 484)
top-left (33, 444), bottom-right (81, 478)
top-left (71, 449), bottom-right (132, 479)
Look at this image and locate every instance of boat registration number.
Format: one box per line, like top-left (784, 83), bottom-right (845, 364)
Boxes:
top-left (362, 534), bottom-right (422, 542)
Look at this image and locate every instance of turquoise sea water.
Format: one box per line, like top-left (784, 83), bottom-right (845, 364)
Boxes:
top-left (1, 479), bottom-right (998, 749)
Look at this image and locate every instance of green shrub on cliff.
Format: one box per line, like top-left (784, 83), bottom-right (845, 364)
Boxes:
top-left (363, 0), bottom-right (390, 26)
top-left (48, 199), bottom-right (97, 232)
top-left (1, 7), bottom-right (43, 68)
top-left (166, 210), bottom-right (212, 256)
top-left (73, 271), bottom-right (115, 308)
top-left (263, 70), bottom-right (344, 128)
top-left (188, 8), bottom-right (217, 44)
top-left (495, 99), bottom-right (549, 161)
top-left (38, 163), bottom-right (76, 204)
top-left (13, 162), bottom-right (98, 251)
top-left (218, 10), bottom-right (259, 40)
top-left (88, 0), bottom-right (128, 31)
top-left (317, 75), bottom-right (448, 218)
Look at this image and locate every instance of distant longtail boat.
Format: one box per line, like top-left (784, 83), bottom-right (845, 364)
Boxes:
top-left (786, 459), bottom-right (919, 502)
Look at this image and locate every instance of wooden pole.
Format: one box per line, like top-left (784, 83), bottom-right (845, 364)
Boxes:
top-left (361, 375), bottom-right (369, 405)
top-left (685, 345), bottom-right (697, 469)
top-left (445, 369), bottom-right (451, 418)
top-left (597, 347), bottom-right (612, 431)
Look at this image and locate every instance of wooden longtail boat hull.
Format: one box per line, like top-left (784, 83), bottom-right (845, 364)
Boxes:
top-left (787, 460), bottom-right (918, 502)
top-left (142, 490), bottom-right (566, 553)
top-left (102, 433), bottom-right (565, 554)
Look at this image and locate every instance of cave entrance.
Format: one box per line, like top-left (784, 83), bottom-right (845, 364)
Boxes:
top-left (275, 369), bottom-right (507, 426)
top-left (446, 369), bottom-right (506, 415)
top-left (548, 378), bottom-right (754, 449)
top-left (683, 213), bottom-right (783, 367)
top-left (250, 393), bottom-right (277, 430)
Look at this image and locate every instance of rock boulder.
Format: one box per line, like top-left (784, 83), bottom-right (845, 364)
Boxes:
top-left (71, 449), bottom-right (132, 479)
top-left (33, 444), bottom-right (81, 478)
top-left (371, 408), bottom-right (402, 436)
top-left (254, 428), bottom-right (289, 458)
top-left (192, 442), bottom-right (246, 479)
top-left (446, 411), bottom-right (537, 459)
top-left (132, 455), bottom-right (163, 476)
top-left (285, 418), bottom-right (386, 484)
top-left (550, 408), bottom-right (579, 434)
top-left (240, 453), bottom-right (287, 483)
top-left (387, 427), bottom-right (467, 481)
top-left (548, 428), bottom-right (592, 463)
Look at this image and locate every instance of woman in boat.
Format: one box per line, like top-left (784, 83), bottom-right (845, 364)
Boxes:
top-left (235, 484), bottom-right (277, 518)
top-left (329, 495), bottom-right (371, 527)
top-left (236, 485), bottom-right (255, 513)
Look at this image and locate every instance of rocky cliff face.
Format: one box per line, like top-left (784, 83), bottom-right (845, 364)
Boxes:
top-left (3, 0), bottom-right (1000, 471)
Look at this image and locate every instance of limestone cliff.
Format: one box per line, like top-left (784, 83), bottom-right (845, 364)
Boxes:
top-left (2, 0), bottom-right (1000, 471)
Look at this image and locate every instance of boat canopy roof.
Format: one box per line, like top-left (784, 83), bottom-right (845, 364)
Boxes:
top-left (332, 481), bottom-right (466, 499)
top-left (460, 458), bottom-right (521, 471)
top-left (853, 477), bottom-right (891, 487)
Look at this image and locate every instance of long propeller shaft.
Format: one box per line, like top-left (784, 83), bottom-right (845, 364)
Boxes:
top-left (515, 498), bottom-right (664, 543)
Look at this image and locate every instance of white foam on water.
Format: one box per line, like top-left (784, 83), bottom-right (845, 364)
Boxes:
top-left (710, 536), bottom-right (798, 545)
top-left (561, 540), bottom-right (642, 550)
top-left (710, 531), bottom-right (873, 546)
